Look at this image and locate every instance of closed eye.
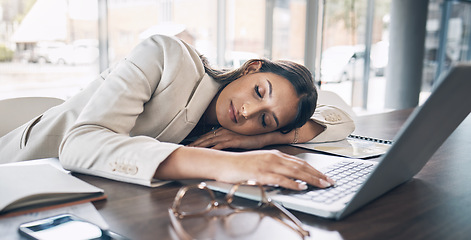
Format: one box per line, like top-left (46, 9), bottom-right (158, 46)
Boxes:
top-left (254, 85), bottom-right (263, 98)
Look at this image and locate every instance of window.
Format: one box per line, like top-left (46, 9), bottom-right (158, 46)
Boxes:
top-left (1, 0), bottom-right (462, 115)
top-left (1, 0), bottom-right (99, 100)
top-left (319, 0), bottom-right (391, 114)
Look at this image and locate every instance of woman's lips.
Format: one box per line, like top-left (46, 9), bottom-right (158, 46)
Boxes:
top-left (229, 101), bottom-right (238, 123)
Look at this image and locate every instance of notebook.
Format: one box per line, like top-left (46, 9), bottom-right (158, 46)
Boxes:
top-left (205, 63), bottom-right (471, 220)
top-left (292, 134), bottom-right (393, 159)
top-left (0, 158), bottom-right (106, 218)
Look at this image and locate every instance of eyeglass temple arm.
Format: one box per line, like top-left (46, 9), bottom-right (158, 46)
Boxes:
top-left (168, 209), bottom-right (193, 240)
top-left (228, 181), bottom-right (310, 237)
top-left (270, 201), bottom-right (310, 237)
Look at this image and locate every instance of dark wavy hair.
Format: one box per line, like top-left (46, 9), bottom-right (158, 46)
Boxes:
top-left (200, 56), bottom-right (318, 133)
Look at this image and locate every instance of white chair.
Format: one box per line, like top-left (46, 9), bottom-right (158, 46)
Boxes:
top-left (0, 97), bottom-right (65, 137)
top-left (317, 90), bottom-right (356, 118)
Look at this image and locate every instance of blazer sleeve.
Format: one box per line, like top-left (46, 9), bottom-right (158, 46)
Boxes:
top-left (307, 105), bottom-right (355, 143)
top-left (59, 35), bottom-right (203, 187)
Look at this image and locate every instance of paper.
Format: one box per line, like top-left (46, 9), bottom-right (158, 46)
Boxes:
top-left (1, 157), bottom-right (68, 173)
top-left (294, 136), bottom-right (391, 159)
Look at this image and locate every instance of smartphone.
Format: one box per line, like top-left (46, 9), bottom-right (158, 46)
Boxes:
top-left (18, 213), bottom-right (130, 240)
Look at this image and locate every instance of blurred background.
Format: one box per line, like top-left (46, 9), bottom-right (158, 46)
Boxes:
top-left (0, 0), bottom-right (470, 115)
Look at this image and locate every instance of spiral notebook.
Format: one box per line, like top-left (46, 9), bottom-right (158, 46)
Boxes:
top-left (292, 134), bottom-right (393, 159)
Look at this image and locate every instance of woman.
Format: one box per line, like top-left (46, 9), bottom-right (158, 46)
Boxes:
top-left (0, 35), bottom-right (354, 190)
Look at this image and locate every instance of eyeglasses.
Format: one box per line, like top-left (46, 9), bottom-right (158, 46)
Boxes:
top-left (168, 180), bottom-right (310, 239)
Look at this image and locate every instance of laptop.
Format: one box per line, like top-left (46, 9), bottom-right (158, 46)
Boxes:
top-left (205, 63), bottom-right (471, 220)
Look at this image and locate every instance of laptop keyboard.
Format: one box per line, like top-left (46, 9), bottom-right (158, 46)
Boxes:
top-left (269, 161), bottom-right (375, 205)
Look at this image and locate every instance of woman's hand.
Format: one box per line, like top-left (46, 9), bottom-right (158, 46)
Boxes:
top-left (188, 127), bottom-right (268, 150)
top-left (155, 147), bottom-right (336, 191)
top-left (214, 149), bottom-right (336, 190)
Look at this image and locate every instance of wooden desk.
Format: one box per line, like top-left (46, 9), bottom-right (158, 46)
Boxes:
top-left (75, 109), bottom-right (471, 240)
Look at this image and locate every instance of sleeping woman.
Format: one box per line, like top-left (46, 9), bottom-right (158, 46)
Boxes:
top-left (0, 35), bottom-right (354, 190)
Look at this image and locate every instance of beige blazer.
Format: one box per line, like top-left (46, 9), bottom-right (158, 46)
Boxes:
top-left (0, 35), bottom-right (354, 187)
top-left (0, 35), bottom-right (220, 186)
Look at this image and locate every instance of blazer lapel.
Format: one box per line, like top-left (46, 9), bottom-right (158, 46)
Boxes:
top-left (156, 74), bottom-right (220, 143)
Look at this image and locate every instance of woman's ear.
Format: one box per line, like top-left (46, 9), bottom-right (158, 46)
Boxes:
top-left (243, 60), bottom-right (262, 75)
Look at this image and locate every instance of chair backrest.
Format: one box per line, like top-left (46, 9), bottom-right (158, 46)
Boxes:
top-left (317, 90), bottom-right (356, 118)
top-left (0, 97), bottom-right (65, 137)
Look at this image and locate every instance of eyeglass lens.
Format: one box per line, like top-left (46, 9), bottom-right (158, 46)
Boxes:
top-left (178, 187), bottom-right (214, 215)
top-left (223, 211), bottom-right (263, 237)
top-left (229, 183), bottom-right (264, 209)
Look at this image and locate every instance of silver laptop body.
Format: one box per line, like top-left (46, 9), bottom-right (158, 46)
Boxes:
top-left (206, 63), bottom-right (471, 220)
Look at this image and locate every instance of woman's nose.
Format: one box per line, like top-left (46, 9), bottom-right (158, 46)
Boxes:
top-left (241, 103), bottom-right (262, 119)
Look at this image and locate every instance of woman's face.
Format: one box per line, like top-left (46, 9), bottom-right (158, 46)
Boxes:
top-left (215, 68), bottom-right (300, 135)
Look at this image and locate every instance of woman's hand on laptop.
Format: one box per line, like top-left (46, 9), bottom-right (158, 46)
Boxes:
top-left (212, 150), bottom-right (337, 191)
top-left (156, 147), bottom-right (335, 191)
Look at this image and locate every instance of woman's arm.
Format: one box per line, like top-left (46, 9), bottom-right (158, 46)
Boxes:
top-left (59, 35), bottom-right (206, 187)
top-left (305, 105), bottom-right (355, 143)
top-left (155, 146), bottom-right (335, 190)
top-left (189, 105), bottom-right (355, 149)
top-left (189, 120), bottom-right (324, 149)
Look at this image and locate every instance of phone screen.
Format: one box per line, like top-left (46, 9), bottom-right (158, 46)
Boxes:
top-left (19, 214), bottom-right (124, 240)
